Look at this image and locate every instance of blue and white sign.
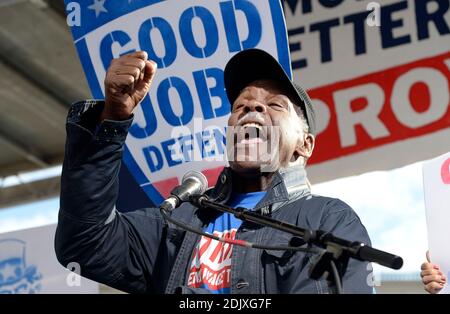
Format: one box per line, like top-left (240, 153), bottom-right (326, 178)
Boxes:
top-left (65, 0), bottom-right (291, 205)
top-left (0, 239), bottom-right (42, 294)
top-left (0, 224), bottom-right (98, 294)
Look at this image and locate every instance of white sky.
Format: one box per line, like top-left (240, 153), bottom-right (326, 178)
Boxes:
top-left (0, 161), bottom-right (429, 278)
top-left (312, 161), bottom-right (427, 277)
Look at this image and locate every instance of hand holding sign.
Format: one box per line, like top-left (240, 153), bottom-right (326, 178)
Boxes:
top-left (423, 152), bottom-right (450, 294)
top-left (101, 51), bottom-right (157, 121)
top-left (420, 251), bottom-right (446, 294)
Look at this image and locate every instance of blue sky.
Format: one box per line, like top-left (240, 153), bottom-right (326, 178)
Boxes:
top-left (0, 161), bottom-right (428, 278)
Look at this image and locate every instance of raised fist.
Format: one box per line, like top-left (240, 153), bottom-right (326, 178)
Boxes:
top-left (102, 51), bottom-right (157, 121)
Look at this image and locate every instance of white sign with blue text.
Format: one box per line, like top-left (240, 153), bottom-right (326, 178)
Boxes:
top-left (0, 224), bottom-right (98, 294)
top-left (66, 0), bottom-right (291, 205)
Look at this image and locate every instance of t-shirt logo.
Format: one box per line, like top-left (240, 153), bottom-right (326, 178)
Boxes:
top-left (187, 229), bottom-right (237, 293)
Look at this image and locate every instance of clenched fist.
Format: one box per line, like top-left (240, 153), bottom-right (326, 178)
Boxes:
top-left (101, 51), bottom-right (157, 121)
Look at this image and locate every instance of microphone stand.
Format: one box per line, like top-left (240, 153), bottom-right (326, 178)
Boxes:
top-left (190, 194), bottom-right (403, 294)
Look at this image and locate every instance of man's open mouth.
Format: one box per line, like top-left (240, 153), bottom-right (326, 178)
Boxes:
top-left (237, 122), bottom-right (268, 144)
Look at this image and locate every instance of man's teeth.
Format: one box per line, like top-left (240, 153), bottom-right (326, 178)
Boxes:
top-left (238, 122), bottom-right (267, 143)
top-left (242, 122), bottom-right (262, 130)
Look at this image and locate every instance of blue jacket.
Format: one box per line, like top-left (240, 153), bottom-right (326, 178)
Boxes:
top-left (55, 100), bottom-right (374, 294)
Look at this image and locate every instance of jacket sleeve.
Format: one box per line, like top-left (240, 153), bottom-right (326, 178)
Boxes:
top-left (319, 199), bottom-right (374, 294)
top-left (54, 100), bottom-right (166, 294)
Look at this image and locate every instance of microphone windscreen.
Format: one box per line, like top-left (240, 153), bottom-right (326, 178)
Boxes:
top-left (182, 171), bottom-right (208, 194)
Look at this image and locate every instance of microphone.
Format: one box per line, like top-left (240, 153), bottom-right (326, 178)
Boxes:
top-left (159, 171), bottom-right (208, 212)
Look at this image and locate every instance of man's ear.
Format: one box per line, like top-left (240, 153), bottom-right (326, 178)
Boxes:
top-left (295, 133), bottom-right (315, 160)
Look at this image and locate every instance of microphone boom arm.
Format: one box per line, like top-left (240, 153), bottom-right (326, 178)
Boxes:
top-left (189, 194), bottom-right (403, 270)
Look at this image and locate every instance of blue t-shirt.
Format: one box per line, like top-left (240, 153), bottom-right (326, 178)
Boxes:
top-left (187, 191), bottom-right (266, 293)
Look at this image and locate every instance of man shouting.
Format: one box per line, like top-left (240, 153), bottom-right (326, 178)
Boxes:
top-left (55, 49), bottom-right (373, 294)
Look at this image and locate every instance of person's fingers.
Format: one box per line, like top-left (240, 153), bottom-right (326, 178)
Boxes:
top-left (421, 269), bottom-right (446, 283)
top-left (113, 65), bottom-right (142, 83)
top-left (426, 250), bottom-right (431, 263)
top-left (124, 50), bottom-right (148, 61)
top-left (132, 60), bottom-right (157, 102)
top-left (422, 274), bottom-right (446, 285)
top-left (142, 60), bottom-right (157, 84)
top-left (111, 74), bottom-right (135, 94)
top-left (421, 262), bottom-right (432, 270)
top-left (421, 269), bottom-right (438, 277)
top-left (121, 59), bottom-right (146, 72)
top-left (425, 281), bottom-right (444, 294)
top-left (110, 55), bottom-right (146, 71)
top-left (421, 262), bottom-right (440, 271)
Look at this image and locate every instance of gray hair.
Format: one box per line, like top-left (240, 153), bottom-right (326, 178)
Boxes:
top-left (292, 104), bottom-right (309, 134)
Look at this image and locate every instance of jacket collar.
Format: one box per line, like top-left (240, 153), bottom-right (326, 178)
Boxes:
top-left (208, 165), bottom-right (311, 210)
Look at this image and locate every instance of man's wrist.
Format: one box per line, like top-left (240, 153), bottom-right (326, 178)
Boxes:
top-left (67, 100), bottom-right (134, 139)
